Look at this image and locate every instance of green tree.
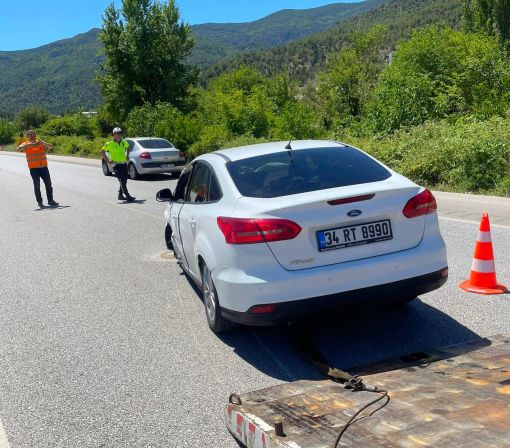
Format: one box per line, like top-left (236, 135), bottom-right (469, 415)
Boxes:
top-left (14, 106), bottom-right (50, 132)
top-left (314, 26), bottom-right (386, 131)
top-left (367, 26), bottom-right (510, 134)
top-left (462, 0), bottom-right (510, 45)
top-left (0, 119), bottom-right (15, 146)
top-left (197, 67), bottom-right (275, 138)
top-left (270, 102), bottom-right (322, 140)
top-left (98, 0), bottom-right (197, 120)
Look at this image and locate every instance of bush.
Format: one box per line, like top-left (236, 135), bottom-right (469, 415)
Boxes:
top-left (367, 26), bottom-right (510, 134)
top-left (125, 103), bottom-right (180, 137)
top-left (125, 102), bottom-right (199, 152)
top-left (38, 135), bottom-right (106, 157)
top-left (155, 113), bottom-right (201, 152)
top-left (94, 108), bottom-right (121, 137)
top-left (270, 101), bottom-right (323, 140)
top-left (14, 106), bottom-right (50, 131)
top-left (0, 119), bottom-right (15, 145)
top-left (348, 116), bottom-right (510, 194)
top-left (40, 114), bottom-right (99, 137)
top-left (222, 135), bottom-right (269, 149)
top-left (188, 124), bottom-right (231, 158)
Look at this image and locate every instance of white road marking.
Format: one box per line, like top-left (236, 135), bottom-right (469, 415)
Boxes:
top-left (0, 418), bottom-right (11, 448)
top-left (439, 215), bottom-right (510, 230)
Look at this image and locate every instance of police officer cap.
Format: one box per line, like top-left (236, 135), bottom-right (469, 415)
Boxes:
top-left (112, 127), bottom-right (123, 134)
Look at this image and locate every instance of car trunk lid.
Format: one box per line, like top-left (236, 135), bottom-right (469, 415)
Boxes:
top-left (144, 149), bottom-right (183, 162)
top-left (234, 181), bottom-right (427, 271)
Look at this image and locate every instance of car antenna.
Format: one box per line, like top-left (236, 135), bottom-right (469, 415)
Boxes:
top-left (285, 140), bottom-right (292, 150)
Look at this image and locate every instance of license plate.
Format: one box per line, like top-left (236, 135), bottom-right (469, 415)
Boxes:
top-left (162, 163), bottom-right (175, 168)
top-left (317, 219), bottom-right (393, 252)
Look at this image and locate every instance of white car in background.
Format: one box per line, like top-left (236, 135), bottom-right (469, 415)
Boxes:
top-left (102, 137), bottom-right (186, 179)
top-left (157, 140), bottom-right (448, 333)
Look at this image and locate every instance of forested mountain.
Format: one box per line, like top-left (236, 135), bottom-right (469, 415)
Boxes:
top-left (0, 1), bottom-right (384, 116)
top-left (0, 0), bottom-right (460, 116)
top-left (190, 0), bottom-right (385, 67)
top-left (205, 0), bottom-right (461, 83)
top-left (0, 29), bottom-right (102, 116)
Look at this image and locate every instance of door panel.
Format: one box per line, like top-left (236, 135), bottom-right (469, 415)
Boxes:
top-left (171, 166), bottom-right (193, 270)
top-left (169, 202), bottom-right (185, 264)
top-left (179, 163), bottom-right (211, 279)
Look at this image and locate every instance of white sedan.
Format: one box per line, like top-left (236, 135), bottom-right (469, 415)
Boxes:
top-left (157, 140), bottom-right (448, 333)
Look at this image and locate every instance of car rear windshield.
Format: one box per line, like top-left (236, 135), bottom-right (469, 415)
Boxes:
top-left (138, 139), bottom-right (174, 149)
top-left (226, 147), bottom-right (391, 198)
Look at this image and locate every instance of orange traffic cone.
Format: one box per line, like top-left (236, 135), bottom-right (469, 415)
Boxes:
top-left (459, 213), bottom-right (507, 294)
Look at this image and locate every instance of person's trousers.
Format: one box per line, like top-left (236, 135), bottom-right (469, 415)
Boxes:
top-left (113, 163), bottom-right (130, 196)
top-left (29, 167), bottom-right (54, 203)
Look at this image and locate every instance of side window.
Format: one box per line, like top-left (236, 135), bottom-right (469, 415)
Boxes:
top-left (188, 163), bottom-right (211, 203)
top-left (208, 171), bottom-right (222, 202)
top-left (174, 165), bottom-right (193, 202)
top-left (126, 140), bottom-right (135, 151)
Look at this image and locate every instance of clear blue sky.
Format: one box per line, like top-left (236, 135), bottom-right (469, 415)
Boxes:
top-left (0, 0), bottom-right (361, 51)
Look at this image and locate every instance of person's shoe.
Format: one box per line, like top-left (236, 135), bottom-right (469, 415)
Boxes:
top-left (37, 202), bottom-right (44, 208)
top-left (48, 200), bottom-right (59, 207)
top-left (118, 192), bottom-right (126, 201)
top-left (126, 195), bottom-right (136, 202)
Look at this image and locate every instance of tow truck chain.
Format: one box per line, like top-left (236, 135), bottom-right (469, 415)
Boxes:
top-left (288, 323), bottom-right (390, 448)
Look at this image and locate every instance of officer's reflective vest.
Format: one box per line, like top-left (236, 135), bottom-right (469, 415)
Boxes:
top-left (24, 143), bottom-right (48, 169)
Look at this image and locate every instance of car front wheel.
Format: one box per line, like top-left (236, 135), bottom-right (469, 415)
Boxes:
top-left (165, 224), bottom-right (173, 250)
top-left (201, 263), bottom-right (235, 333)
top-left (102, 160), bottom-right (112, 176)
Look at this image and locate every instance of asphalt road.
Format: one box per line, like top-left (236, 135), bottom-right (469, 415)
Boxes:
top-left (1, 151), bottom-right (509, 447)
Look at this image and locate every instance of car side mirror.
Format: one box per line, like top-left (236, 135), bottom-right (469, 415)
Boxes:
top-left (156, 188), bottom-right (174, 202)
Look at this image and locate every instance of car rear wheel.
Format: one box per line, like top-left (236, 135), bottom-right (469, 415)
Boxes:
top-left (128, 163), bottom-right (139, 180)
top-left (102, 160), bottom-right (112, 176)
top-left (201, 263), bottom-right (235, 333)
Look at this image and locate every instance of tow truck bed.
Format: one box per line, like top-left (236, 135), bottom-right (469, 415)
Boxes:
top-left (226, 335), bottom-right (510, 447)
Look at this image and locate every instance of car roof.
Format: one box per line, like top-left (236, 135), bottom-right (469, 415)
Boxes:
top-left (127, 137), bottom-right (171, 142)
top-left (211, 140), bottom-right (347, 162)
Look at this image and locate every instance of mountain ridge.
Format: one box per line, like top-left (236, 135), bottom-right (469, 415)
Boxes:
top-left (0, 0), bottom-right (460, 116)
top-left (205, 0), bottom-right (461, 83)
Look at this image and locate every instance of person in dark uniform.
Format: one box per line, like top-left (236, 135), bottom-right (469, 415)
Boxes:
top-left (100, 127), bottom-right (135, 202)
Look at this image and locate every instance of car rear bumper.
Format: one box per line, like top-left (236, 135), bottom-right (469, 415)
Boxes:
top-left (212, 214), bottom-right (447, 319)
top-left (135, 160), bottom-right (186, 174)
top-left (221, 267), bottom-right (448, 325)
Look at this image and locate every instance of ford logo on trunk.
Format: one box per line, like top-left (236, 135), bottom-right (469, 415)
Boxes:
top-left (347, 210), bottom-right (362, 217)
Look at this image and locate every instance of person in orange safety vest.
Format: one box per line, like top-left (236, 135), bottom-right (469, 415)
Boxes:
top-left (17, 130), bottom-right (59, 208)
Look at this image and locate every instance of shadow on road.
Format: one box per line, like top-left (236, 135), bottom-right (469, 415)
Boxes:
top-left (216, 299), bottom-right (481, 382)
top-left (132, 174), bottom-right (177, 182)
top-left (182, 271), bottom-right (480, 382)
top-left (117, 199), bottom-right (147, 205)
top-left (34, 205), bottom-right (71, 211)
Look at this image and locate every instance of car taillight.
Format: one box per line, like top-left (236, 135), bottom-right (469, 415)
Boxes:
top-left (402, 189), bottom-right (437, 218)
top-left (179, 151), bottom-right (185, 158)
top-left (217, 217), bottom-right (301, 244)
top-left (249, 304), bottom-right (276, 314)
top-left (139, 152), bottom-right (152, 159)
